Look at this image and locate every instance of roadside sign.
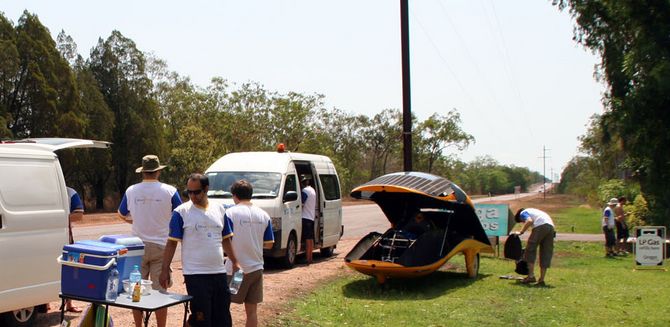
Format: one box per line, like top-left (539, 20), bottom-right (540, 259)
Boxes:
top-left (634, 226), bottom-right (666, 269)
top-left (475, 204), bottom-right (513, 237)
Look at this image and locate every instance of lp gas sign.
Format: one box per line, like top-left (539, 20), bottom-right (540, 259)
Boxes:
top-left (635, 226), bottom-right (666, 268)
top-left (475, 204), bottom-right (513, 237)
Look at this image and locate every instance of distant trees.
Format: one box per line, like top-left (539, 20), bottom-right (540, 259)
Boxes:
top-left (0, 10), bottom-right (547, 210)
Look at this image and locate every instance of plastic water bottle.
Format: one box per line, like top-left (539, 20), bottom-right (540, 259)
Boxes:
top-left (105, 265), bottom-right (119, 302)
top-left (229, 269), bottom-right (244, 295)
top-left (129, 264), bottom-right (141, 285)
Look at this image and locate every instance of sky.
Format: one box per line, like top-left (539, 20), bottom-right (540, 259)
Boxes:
top-left (2, 1), bottom-right (605, 180)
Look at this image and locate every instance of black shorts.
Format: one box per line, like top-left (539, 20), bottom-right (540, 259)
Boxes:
top-left (603, 226), bottom-right (616, 247)
top-left (184, 273), bottom-right (231, 327)
top-left (302, 218), bottom-right (314, 240)
top-left (616, 222), bottom-right (629, 241)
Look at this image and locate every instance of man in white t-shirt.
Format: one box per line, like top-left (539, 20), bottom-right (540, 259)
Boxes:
top-left (160, 173), bottom-right (240, 327)
top-left (300, 176), bottom-right (316, 264)
top-left (226, 180), bottom-right (274, 327)
top-left (602, 198), bottom-right (618, 257)
top-left (118, 155), bottom-right (182, 327)
top-left (514, 208), bottom-right (555, 286)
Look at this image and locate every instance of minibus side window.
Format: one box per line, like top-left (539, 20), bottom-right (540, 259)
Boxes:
top-left (284, 174), bottom-right (297, 195)
top-left (319, 175), bottom-right (341, 200)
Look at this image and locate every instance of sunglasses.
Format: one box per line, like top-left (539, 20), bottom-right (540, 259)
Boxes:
top-left (185, 189), bottom-right (203, 195)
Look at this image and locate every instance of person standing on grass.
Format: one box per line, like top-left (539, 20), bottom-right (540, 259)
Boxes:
top-left (615, 196), bottom-right (630, 254)
top-left (118, 155), bottom-right (182, 327)
top-left (603, 198), bottom-right (618, 257)
top-left (226, 180), bottom-right (274, 327)
top-left (514, 208), bottom-right (555, 286)
top-left (160, 173), bottom-right (240, 327)
top-left (300, 176), bottom-right (316, 264)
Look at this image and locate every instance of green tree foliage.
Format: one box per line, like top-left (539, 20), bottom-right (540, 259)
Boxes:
top-left (0, 11), bottom-right (82, 138)
top-left (414, 110), bottom-right (474, 173)
top-left (90, 30), bottom-right (164, 193)
top-left (0, 10), bottom-right (550, 209)
top-left (555, 0), bottom-right (670, 225)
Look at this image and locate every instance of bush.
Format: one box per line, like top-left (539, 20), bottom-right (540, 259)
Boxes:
top-left (627, 194), bottom-right (651, 228)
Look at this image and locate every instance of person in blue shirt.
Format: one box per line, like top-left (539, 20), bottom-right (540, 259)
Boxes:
top-left (65, 186), bottom-right (84, 313)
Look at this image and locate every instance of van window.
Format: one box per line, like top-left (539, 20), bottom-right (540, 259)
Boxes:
top-left (284, 174), bottom-right (297, 195)
top-left (319, 174), bottom-right (341, 200)
top-left (206, 172), bottom-right (282, 199)
top-left (0, 161), bottom-right (61, 210)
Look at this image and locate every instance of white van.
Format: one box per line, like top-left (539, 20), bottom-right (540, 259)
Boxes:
top-left (0, 138), bottom-right (109, 326)
top-left (205, 150), bottom-right (343, 268)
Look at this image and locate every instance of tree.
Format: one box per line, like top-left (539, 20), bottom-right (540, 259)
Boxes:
top-left (90, 30), bottom-right (164, 194)
top-left (554, 0), bottom-right (670, 224)
top-left (361, 109), bottom-right (403, 179)
top-left (414, 110), bottom-right (474, 173)
top-left (2, 11), bottom-right (82, 138)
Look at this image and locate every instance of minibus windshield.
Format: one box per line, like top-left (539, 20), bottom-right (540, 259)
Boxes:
top-left (206, 172), bottom-right (282, 199)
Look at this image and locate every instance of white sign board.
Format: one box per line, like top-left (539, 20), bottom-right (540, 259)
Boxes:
top-left (635, 227), bottom-right (666, 268)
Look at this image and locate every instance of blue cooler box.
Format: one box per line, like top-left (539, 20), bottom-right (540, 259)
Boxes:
top-left (76, 240), bottom-right (127, 293)
top-left (99, 235), bottom-right (144, 289)
top-left (60, 243), bottom-right (119, 300)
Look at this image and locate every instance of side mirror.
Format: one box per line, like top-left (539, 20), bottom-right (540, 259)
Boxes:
top-left (283, 191), bottom-right (298, 202)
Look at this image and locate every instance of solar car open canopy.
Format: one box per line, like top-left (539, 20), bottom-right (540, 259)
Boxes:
top-left (346, 171), bottom-right (494, 283)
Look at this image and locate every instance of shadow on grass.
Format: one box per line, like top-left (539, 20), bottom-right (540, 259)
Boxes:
top-left (342, 271), bottom-right (492, 300)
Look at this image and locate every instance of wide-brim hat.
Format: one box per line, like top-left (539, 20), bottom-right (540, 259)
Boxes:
top-left (300, 175), bottom-right (312, 183)
top-left (135, 155), bottom-right (167, 173)
top-left (607, 198), bottom-right (619, 206)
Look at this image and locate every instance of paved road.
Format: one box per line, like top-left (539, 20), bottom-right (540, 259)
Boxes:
top-left (75, 191), bottom-right (603, 245)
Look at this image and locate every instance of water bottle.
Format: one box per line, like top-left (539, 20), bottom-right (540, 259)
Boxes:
top-left (129, 264), bottom-right (141, 285)
top-left (229, 269), bottom-right (244, 295)
top-left (105, 265), bottom-right (119, 302)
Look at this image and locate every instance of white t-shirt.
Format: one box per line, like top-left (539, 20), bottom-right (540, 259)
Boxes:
top-left (519, 208), bottom-right (554, 228)
top-left (301, 185), bottom-right (316, 221)
top-left (168, 202), bottom-right (233, 275)
top-left (225, 203), bottom-right (274, 273)
top-left (602, 207), bottom-right (615, 229)
top-left (118, 180), bottom-right (182, 246)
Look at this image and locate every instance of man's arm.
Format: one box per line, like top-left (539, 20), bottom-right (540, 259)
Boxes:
top-left (117, 194), bottom-right (133, 224)
top-left (222, 238), bottom-right (241, 272)
top-left (519, 218), bottom-right (533, 235)
top-left (159, 239), bottom-right (178, 289)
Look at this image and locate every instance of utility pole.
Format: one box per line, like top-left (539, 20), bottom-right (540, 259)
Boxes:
top-left (539, 146), bottom-right (551, 200)
top-left (400, 0), bottom-right (412, 171)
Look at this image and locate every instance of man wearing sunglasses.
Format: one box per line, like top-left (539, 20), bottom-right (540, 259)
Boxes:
top-left (160, 173), bottom-right (240, 327)
top-left (118, 155), bottom-right (182, 327)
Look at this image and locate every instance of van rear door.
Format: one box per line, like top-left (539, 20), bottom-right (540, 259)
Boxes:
top-left (0, 138), bottom-right (109, 317)
top-left (1, 138), bottom-right (111, 151)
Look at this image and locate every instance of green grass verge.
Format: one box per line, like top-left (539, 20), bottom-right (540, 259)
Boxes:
top-left (269, 242), bottom-right (670, 327)
top-left (551, 206), bottom-right (603, 234)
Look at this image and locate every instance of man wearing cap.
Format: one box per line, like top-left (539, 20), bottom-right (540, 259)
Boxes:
top-left (603, 198), bottom-right (618, 257)
top-left (118, 155), bottom-right (182, 327)
top-left (300, 176), bottom-right (316, 264)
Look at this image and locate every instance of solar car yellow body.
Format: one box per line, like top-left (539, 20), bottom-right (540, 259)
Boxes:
top-left (345, 172), bottom-right (494, 284)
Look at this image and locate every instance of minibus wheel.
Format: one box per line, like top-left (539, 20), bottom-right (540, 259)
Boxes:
top-left (320, 246), bottom-right (334, 257)
top-left (1, 306), bottom-right (37, 326)
top-left (281, 233), bottom-right (297, 268)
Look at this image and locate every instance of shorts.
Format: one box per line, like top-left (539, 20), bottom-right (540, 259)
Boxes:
top-left (302, 218), bottom-right (315, 240)
top-left (524, 224), bottom-right (555, 268)
top-left (616, 223), bottom-right (629, 241)
top-left (603, 226), bottom-right (616, 247)
top-left (229, 269), bottom-right (264, 304)
top-left (142, 242), bottom-right (172, 291)
top-left (184, 273), bottom-right (231, 327)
